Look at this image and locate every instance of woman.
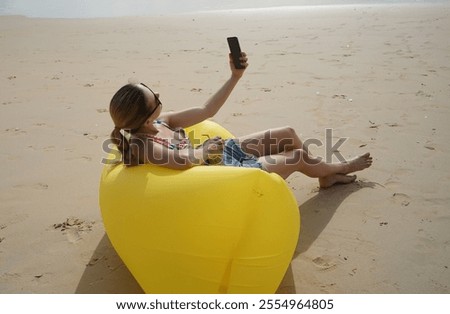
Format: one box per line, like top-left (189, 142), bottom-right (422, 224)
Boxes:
top-left (109, 52), bottom-right (372, 188)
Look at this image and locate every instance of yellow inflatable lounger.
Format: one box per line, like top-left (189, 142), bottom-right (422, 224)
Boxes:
top-left (99, 120), bottom-right (300, 293)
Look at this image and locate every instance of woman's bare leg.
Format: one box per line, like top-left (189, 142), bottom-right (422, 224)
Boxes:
top-left (237, 126), bottom-right (372, 188)
top-left (259, 150), bottom-right (372, 188)
top-left (237, 126), bottom-right (305, 157)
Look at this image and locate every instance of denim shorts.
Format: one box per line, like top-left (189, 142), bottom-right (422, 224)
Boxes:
top-left (220, 139), bottom-right (264, 170)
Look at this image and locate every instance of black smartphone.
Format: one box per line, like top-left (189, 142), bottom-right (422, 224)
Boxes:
top-left (227, 37), bottom-right (245, 69)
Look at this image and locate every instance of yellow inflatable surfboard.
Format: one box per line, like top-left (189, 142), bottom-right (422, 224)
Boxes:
top-left (99, 120), bottom-right (300, 293)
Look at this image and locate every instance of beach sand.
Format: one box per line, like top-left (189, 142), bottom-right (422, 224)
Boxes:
top-left (1, 4), bottom-right (449, 293)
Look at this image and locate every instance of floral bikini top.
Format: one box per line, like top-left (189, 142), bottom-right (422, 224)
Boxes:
top-left (140, 120), bottom-right (190, 150)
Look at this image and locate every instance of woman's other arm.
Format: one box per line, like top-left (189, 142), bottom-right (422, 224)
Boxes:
top-left (137, 138), bottom-right (223, 170)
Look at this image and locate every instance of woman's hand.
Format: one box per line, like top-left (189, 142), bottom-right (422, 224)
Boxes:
top-left (202, 136), bottom-right (224, 155)
top-left (229, 52), bottom-right (248, 79)
top-left (201, 136), bottom-right (224, 165)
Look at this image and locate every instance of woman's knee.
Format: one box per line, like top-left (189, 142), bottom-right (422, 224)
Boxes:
top-left (272, 126), bottom-right (295, 138)
top-left (275, 126), bottom-right (300, 151)
top-left (284, 126), bottom-right (296, 137)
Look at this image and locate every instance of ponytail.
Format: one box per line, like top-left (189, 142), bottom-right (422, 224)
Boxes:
top-left (110, 127), bottom-right (140, 166)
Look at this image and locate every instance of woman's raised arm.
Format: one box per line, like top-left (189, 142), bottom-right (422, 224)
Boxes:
top-left (161, 53), bottom-right (248, 128)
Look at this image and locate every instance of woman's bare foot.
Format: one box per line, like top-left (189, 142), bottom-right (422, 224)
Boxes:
top-left (342, 153), bottom-right (373, 174)
top-left (319, 174), bottom-right (357, 188)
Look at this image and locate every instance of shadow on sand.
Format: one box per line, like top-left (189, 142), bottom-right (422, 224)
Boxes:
top-left (278, 180), bottom-right (377, 293)
top-left (75, 234), bottom-right (143, 294)
top-left (295, 180), bottom-right (377, 256)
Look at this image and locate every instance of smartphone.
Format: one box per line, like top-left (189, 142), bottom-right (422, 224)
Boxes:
top-left (227, 37), bottom-right (245, 69)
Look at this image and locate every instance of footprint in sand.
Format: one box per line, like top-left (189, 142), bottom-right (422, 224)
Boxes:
top-left (43, 146), bottom-right (56, 152)
top-left (332, 94), bottom-right (347, 100)
top-left (416, 90), bottom-right (432, 98)
top-left (26, 145), bottom-right (55, 152)
top-left (65, 229), bottom-right (82, 243)
top-left (53, 217), bottom-right (94, 232)
top-left (3, 128), bottom-right (27, 135)
top-left (394, 168), bottom-right (414, 176)
top-left (53, 217), bottom-right (95, 243)
top-left (391, 192), bottom-right (411, 207)
top-left (312, 256), bottom-right (337, 271)
top-left (384, 173), bottom-right (403, 190)
top-left (66, 155), bottom-right (93, 162)
top-left (83, 132), bottom-right (99, 141)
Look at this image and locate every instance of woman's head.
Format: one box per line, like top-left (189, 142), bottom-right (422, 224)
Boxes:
top-left (110, 83), bottom-right (161, 131)
top-left (109, 83), bottom-right (162, 165)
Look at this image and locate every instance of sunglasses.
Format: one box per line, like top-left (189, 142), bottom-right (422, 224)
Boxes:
top-left (130, 83), bottom-right (162, 133)
top-left (140, 82), bottom-right (162, 118)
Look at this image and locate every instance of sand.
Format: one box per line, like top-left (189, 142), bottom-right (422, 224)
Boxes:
top-left (1, 4), bottom-right (449, 293)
